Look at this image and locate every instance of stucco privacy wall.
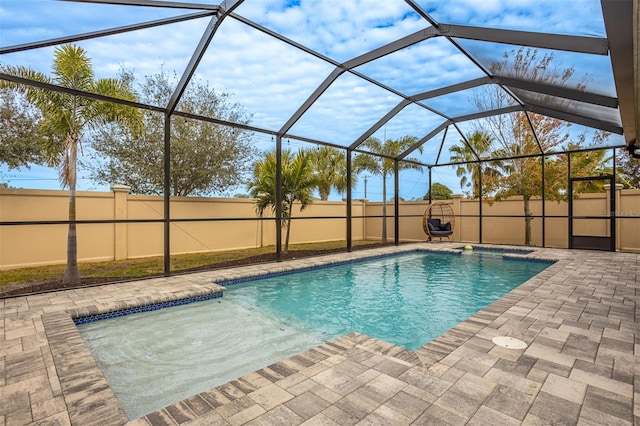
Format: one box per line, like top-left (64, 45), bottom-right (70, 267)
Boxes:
top-left (0, 188), bottom-right (366, 269)
top-left (0, 186), bottom-right (638, 269)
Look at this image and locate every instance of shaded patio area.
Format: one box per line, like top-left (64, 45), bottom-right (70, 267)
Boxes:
top-left (1, 243), bottom-right (638, 425)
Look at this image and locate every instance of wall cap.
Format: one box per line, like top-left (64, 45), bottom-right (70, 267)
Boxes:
top-left (111, 185), bottom-right (131, 193)
top-left (603, 183), bottom-right (624, 190)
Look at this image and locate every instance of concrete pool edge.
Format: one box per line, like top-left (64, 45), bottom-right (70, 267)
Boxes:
top-left (43, 311), bottom-right (129, 425)
top-left (44, 244), bottom-right (568, 424)
top-left (42, 284), bottom-right (227, 424)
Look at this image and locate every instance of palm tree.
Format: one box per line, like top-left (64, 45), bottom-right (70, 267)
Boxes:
top-left (309, 146), bottom-right (353, 200)
top-left (1, 44), bottom-right (142, 284)
top-left (565, 145), bottom-right (613, 193)
top-left (449, 131), bottom-right (501, 198)
top-left (354, 136), bottom-right (423, 243)
top-left (247, 149), bottom-right (316, 252)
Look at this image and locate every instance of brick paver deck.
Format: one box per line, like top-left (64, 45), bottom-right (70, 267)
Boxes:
top-left (1, 244), bottom-right (638, 425)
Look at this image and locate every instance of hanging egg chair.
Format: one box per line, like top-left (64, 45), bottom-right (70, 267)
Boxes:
top-left (423, 201), bottom-right (455, 241)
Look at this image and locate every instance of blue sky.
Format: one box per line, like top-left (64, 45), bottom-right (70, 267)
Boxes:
top-left (0, 0), bottom-right (622, 200)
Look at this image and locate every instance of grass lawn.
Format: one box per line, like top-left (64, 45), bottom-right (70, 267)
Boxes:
top-left (0, 240), bottom-right (385, 290)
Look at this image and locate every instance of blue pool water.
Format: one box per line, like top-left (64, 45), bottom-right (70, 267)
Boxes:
top-left (225, 251), bottom-right (548, 350)
top-left (78, 251), bottom-right (550, 418)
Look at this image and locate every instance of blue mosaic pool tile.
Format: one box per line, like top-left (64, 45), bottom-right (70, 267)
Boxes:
top-left (73, 291), bottom-right (223, 325)
top-left (504, 256), bottom-right (556, 264)
top-left (456, 246), bottom-right (535, 254)
top-left (459, 252), bottom-right (555, 265)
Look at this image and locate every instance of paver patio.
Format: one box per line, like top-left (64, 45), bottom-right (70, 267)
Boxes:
top-left (1, 243), bottom-right (638, 425)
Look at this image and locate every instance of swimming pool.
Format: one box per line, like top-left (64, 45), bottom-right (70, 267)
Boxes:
top-left (77, 251), bottom-right (551, 418)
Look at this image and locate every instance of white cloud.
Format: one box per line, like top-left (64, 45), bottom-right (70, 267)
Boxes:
top-left (355, 36), bottom-right (485, 95)
top-left (236, 0), bottom-right (425, 61)
top-left (0, 0), bottom-right (622, 200)
top-left (418, 0), bottom-right (605, 37)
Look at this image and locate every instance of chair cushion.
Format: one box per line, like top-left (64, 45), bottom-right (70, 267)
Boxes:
top-left (439, 222), bottom-right (451, 232)
top-left (427, 218), bottom-right (441, 232)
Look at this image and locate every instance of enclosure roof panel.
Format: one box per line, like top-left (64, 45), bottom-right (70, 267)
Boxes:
top-left (232, 1), bottom-right (426, 63)
top-left (0, 0), bottom-right (635, 162)
top-left (416, 0), bottom-right (608, 38)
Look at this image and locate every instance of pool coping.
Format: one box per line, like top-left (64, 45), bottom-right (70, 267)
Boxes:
top-left (42, 284), bottom-right (227, 425)
top-left (44, 244), bottom-right (560, 424)
top-left (7, 243), bottom-right (636, 425)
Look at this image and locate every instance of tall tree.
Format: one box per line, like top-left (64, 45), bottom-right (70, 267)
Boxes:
top-left (309, 146), bottom-right (352, 200)
top-left (563, 143), bottom-right (613, 193)
top-left (616, 149), bottom-right (640, 188)
top-left (89, 69), bottom-right (256, 196)
top-left (468, 47), bottom-right (611, 245)
top-left (247, 149), bottom-right (316, 252)
top-left (1, 44), bottom-right (142, 284)
top-left (449, 131), bottom-right (502, 198)
top-left (0, 86), bottom-right (46, 169)
top-left (354, 136), bottom-right (423, 243)
top-left (424, 182), bottom-right (453, 200)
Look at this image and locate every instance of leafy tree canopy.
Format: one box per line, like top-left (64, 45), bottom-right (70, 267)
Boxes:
top-left (354, 136), bottom-right (423, 243)
top-left (309, 146), bottom-right (353, 200)
top-left (450, 47), bottom-right (612, 245)
top-left (470, 48), bottom-right (611, 201)
top-left (424, 182), bottom-right (453, 200)
top-left (88, 68), bottom-right (256, 196)
top-left (247, 148), bottom-right (316, 252)
top-left (449, 131), bottom-right (502, 198)
top-left (616, 149), bottom-right (640, 188)
top-left (0, 44), bottom-right (142, 284)
top-left (0, 87), bottom-right (47, 169)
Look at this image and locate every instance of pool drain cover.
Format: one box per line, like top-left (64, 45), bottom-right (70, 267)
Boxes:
top-left (492, 336), bottom-right (528, 349)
